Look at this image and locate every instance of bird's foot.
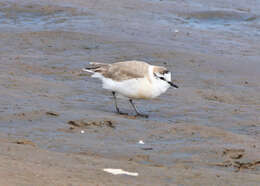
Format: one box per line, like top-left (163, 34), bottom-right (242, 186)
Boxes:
top-left (118, 112), bottom-right (129, 116)
top-left (135, 113), bottom-right (149, 118)
top-left (115, 109), bottom-right (129, 116)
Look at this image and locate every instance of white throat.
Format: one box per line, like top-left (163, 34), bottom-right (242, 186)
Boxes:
top-left (148, 66), bottom-right (171, 98)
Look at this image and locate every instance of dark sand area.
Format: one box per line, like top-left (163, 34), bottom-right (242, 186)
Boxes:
top-left (0, 0), bottom-right (260, 185)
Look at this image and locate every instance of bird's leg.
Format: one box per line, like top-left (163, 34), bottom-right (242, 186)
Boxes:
top-left (112, 91), bottom-right (128, 115)
top-left (129, 99), bottom-right (148, 118)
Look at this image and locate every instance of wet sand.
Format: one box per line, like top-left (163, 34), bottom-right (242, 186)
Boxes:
top-left (0, 0), bottom-right (260, 185)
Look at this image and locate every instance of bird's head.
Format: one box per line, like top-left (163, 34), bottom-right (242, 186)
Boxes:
top-left (153, 66), bottom-right (179, 88)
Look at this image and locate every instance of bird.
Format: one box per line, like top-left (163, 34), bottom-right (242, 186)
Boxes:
top-left (82, 60), bottom-right (178, 117)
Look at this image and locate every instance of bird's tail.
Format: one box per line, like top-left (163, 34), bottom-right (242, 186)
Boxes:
top-left (82, 62), bottom-right (110, 73)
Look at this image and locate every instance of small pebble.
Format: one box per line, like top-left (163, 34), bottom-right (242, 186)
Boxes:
top-left (141, 147), bottom-right (153, 150)
top-left (80, 130), bottom-right (85, 134)
top-left (138, 140), bottom-right (144, 144)
top-left (174, 29), bottom-right (179, 33)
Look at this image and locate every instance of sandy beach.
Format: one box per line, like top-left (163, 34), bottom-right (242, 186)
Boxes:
top-left (0, 0), bottom-right (260, 185)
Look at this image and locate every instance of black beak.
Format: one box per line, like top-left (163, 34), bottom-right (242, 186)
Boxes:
top-left (155, 74), bottom-right (179, 88)
top-left (168, 81), bottom-right (179, 88)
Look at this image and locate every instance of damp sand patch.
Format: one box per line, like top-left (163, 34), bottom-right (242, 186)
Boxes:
top-left (68, 119), bottom-right (116, 129)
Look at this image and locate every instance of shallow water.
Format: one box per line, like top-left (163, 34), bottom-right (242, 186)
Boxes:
top-left (0, 0), bottom-right (259, 176)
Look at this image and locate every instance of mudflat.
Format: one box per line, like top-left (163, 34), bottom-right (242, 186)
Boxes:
top-left (0, 0), bottom-right (259, 185)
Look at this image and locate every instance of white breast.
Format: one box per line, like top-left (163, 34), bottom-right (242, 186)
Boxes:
top-left (102, 77), bottom-right (154, 99)
top-left (149, 78), bottom-right (170, 98)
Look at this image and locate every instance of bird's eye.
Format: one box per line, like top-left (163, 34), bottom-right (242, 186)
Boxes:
top-left (163, 70), bottom-right (169, 74)
top-left (159, 77), bottom-right (165, 80)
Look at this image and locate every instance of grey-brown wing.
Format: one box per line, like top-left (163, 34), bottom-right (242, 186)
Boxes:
top-left (104, 61), bottom-right (149, 81)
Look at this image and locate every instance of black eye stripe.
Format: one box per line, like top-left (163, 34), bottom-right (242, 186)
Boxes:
top-left (154, 73), bottom-right (167, 81)
top-left (159, 77), bottom-right (165, 80)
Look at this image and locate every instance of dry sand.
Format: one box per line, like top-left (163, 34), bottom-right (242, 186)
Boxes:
top-left (0, 0), bottom-right (260, 185)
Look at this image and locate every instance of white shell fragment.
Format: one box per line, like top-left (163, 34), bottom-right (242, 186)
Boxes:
top-left (174, 29), bottom-right (179, 33)
top-left (80, 130), bottom-right (85, 134)
top-left (138, 140), bottom-right (145, 144)
top-left (103, 168), bottom-right (139, 176)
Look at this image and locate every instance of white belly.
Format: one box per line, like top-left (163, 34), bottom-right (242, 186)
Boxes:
top-left (101, 76), bottom-right (170, 99)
